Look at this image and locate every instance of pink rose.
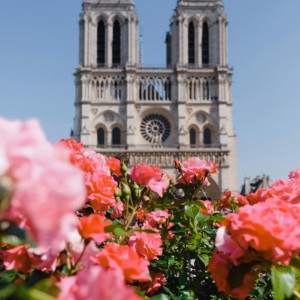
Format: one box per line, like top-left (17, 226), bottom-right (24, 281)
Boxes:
top-left (247, 169), bottom-right (300, 205)
top-left (129, 231), bottom-right (163, 260)
top-left (199, 200), bottom-right (214, 215)
top-left (0, 119), bottom-right (86, 250)
top-left (145, 210), bottom-right (170, 228)
top-left (222, 198), bottom-right (300, 265)
top-left (177, 157), bottom-right (217, 185)
top-left (208, 251), bottom-right (258, 299)
top-left (130, 164), bottom-right (169, 197)
top-left (3, 245), bottom-right (32, 274)
top-left (92, 243), bottom-right (151, 283)
top-left (58, 266), bottom-right (142, 300)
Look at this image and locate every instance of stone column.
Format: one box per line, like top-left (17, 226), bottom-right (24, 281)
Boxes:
top-left (107, 22), bottom-right (113, 67)
top-left (197, 23), bottom-right (202, 67)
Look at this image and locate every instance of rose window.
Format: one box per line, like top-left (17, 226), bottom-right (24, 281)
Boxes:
top-left (140, 114), bottom-right (171, 144)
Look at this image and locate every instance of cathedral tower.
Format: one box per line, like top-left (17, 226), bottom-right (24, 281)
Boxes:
top-left (73, 0), bottom-right (238, 195)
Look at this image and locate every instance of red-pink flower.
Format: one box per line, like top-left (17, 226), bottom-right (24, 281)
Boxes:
top-left (93, 243), bottom-right (151, 283)
top-left (129, 232), bottom-right (162, 260)
top-left (111, 199), bottom-right (124, 219)
top-left (0, 119), bottom-right (86, 249)
top-left (142, 272), bottom-right (166, 296)
top-left (218, 191), bottom-right (249, 210)
top-left (199, 200), bottom-right (214, 215)
top-left (220, 198), bottom-right (300, 265)
top-left (58, 266), bottom-right (142, 300)
top-left (3, 245), bottom-right (32, 274)
top-left (177, 157), bottom-right (217, 185)
top-left (247, 169), bottom-right (300, 205)
top-left (87, 174), bottom-right (117, 213)
top-left (78, 214), bottom-right (112, 243)
top-left (145, 210), bottom-right (170, 228)
top-left (208, 251), bottom-right (258, 299)
top-left (106, 157), bottom-right (122, 177)
top-left (130, 164), bottom-right (169, 197)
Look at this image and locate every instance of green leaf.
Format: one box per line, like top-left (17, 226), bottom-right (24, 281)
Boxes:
top-left (271, 265), bottom-right (295, 300)
top-left (184, 205), bottom-right (199, 219)
top-left (195, 213), bottom-right (210, 224)
top-left (0, 284), bottom-right (17, 298)
top-left (192, 201), bottom-right (207, 210)
top-left (198, 254), bottom-right (210, 266)
top-left (104, 225), bottom-right (128, 237)
top-left (0, 269), bottom-right (18, 284)
top-left (127, 228), bottom-right (157, 236)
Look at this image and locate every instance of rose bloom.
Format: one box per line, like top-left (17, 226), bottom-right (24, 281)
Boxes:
top-left (87, 173), bottom-right (117, 213)
top-left (129, 231), bottom-right (162, 260)
top-left (58, 265), bottom-right (142, 300)
top-left (177, 157), bottom-right (217, 185)
top-left (92, 243), bottom-right (151, 283)
top-left (141, 272), bottom-right (166, 296)
top-left (218, 190), bottom-right (249, 210)
top-left (60, 139), bottom-right (110, 176)
top-left (145, 210), bottom-right (170, 228)
top-left (61, 139), bottom-right (119, 213)
top-left (199, 200), bottom-right (214, 215)
top-left (220, 198), bottom-right (300, 265)
top-left (111, 199), bottom-right (124, 219)
top-left (78, 214), bottom-right (112, 243)
top-left (3, 245), bottom-right (32, 274)
top-left (130, 164), bottom-right (169, 197)
top-left (208, 250), bottom-right (258, 299)
top-left (0, 119), bottom-right (86, 249)
top-left (247, 169), bottom-right (300, 205)
top-left (105, 157), bottom-right (122, 177)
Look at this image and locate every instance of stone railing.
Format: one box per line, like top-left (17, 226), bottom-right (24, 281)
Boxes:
top-left (136, 72), bottom-right (173, 101)
top-left (186, 75), bottom-right (218, 102)
top-left (89, 75), bottom-right (125, 102)
top-left (94, 149), bottom-right (229, 167)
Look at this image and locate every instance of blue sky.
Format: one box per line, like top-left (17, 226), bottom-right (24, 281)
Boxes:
top-left (1, 0), bottom-right (300, 188)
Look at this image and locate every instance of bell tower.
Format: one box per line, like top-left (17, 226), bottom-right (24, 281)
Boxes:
top-left (72, 0), bottom-right (238, 195)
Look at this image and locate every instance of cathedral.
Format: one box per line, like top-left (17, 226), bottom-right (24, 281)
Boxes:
top-left (72, 0), bottom-right (238, 196)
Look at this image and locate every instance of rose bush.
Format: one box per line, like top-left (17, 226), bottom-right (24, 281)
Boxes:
top-left (1, 118), bottom-right (300, 300)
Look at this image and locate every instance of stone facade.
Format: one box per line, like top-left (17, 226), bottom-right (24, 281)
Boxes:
top-left (72, 0), bottom-right (238, 196)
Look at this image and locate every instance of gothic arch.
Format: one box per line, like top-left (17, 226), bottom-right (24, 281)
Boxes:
top-left (111, 125), bottom-right (122, 146)
top-left (188, 125), bottom-right (200, 147)
top-left (202, 124), bottom-right (215, 145)
top-left (200, 16), bottom-right (213, 27)
top-left (96, 124), bottom-right (108, 147)
top-left (186, 16), bottom-right (199, 27)
top-left (188, 21), bottom-right (196, 65)
top-left (109, 14), bottom-right (127, 27)
top-left (97, 19), bottom-right (106, 66)
top-left (95, 14), bottom-right (109, 25)
top-left (112, 19), bottom-right (121, 66)
top-left (201, 19), bottom-right (210, 65)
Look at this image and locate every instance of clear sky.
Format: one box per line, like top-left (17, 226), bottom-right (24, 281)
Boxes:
top-left (1, 0), bottom-right (300, 188)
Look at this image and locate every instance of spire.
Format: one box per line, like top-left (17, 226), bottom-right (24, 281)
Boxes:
top-left (83, 0), bottom-right (134, 4)
top-left (139, 29), bottom-right (144, 67)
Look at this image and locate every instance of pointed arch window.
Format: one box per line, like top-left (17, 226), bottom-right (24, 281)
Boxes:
top-left (97, 127), bottom-right (105, 146)
top-left (112, 20), bottom-right (121, 66)
top-left (202, 22), bottom-right (209, 65)
top-left (97, 20), bottom-right (105, 66)
top-left (112, 127), bottom-right (121, 145)
top-left (190, 128), bottom-right (197, 146)
top-left (204, 128), bottom-right (212, 145)
top-left (188, 22), bottom-right (195, 64)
